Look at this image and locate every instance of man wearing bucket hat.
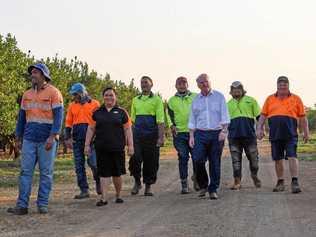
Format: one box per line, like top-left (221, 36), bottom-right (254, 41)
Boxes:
top-left (257, 76), bottom-right (309, 193)
top-left (65, 83), bottom-right (101, 199)
top-left (7, 63), bottom-right (63, 215)
top-left (227, 81), bottom-right (261, 190)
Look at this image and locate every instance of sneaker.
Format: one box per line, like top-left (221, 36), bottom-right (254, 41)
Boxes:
top-left (115, 198), bottom-right (124, 203)
top-left (230, 177), bottom-right (241, 190)
top-left (96, 200), bottom-right (108, 207)
top-left (273, 180), bottom-right (285, 192)
top-left (7, 206), bottom-right (28, 215)
top-left (291, 180), bottom-right (302, 194)
top-left (181, 179), bottom-right (190, 194)
top-left (144, 184), bottom-right (154, 196)
top-left (198, 188), bottom-right (207, 197)
top-left (251, 175), bottom-right (262, 188)
top-left (38, 206), bottom-right (48, 214)
top-left (74, 191), bottom-right (90, 199)
top-left (131, 181), bottom-right (142, 195)
top-left (209, 192), bottom-right (218, 200)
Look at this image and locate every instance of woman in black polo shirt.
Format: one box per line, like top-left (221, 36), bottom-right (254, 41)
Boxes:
top-left (85, 87), bottom-right (134, 206)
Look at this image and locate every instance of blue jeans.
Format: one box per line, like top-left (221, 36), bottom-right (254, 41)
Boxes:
top-left (193, 130), bottom-right (224, 193)
top-left (17, 139), bottom-right (57, 208)
top-left (72, 140), bottom-right (98, 192)
top-left (173, 132), bottom-right (196, 180)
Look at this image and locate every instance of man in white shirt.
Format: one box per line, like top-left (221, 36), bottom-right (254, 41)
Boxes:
top-left (189, 73), bottom-right (230, 199)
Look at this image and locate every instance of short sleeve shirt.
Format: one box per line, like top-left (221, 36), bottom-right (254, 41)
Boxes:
top-left (92, 105), bottom-right (131, 151)
top-left (261, 93), bottom-right (305, 141)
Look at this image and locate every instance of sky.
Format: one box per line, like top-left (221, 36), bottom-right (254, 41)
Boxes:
top-left (1, 0), bottom-right (316, 106)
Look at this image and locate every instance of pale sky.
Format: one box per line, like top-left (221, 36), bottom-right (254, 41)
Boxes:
top-left (1, 0), bottom-right (316, 106)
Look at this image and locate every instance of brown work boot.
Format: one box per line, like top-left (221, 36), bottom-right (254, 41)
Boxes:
top-left (230, 177), bottom-right (241, 190)
top-left (291, 179), bottom-right (302, 194)
top-left (251, 175), bottom-right (262, 188)
top-left (273, 179), bottom-right (285, 192)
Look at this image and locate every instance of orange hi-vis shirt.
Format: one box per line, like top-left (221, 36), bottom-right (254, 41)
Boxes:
top-left (21, 84), bottom-right (63, 125)
top-left (65, 99), bottom-right (100, 127)
top-left (261, 93), bottom-right (305, 140)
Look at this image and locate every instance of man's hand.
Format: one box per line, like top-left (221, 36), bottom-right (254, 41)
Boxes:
top-left (127, 145), bottom-right (134, 156)
top-left (256, 128), bottom-right (265, 140)
top-left (189, 136), bottom-right (195, 148)
top-left (84, 144), bottom-right (91, 156)
top-left (218, 131), bottom-right (227, 141)
top-left (156, 137), bottom-right (164, 147)
top-left (45, 135), bottom-right (57, 151)
top-left (65, 138), bottom-right (73, 149)
top-left (171, 125), bottom-right (177, 137)
top-left (303, 132), bottom-right (310, 143)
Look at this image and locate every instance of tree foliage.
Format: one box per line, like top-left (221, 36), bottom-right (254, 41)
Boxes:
top-left (0, 33), bottom-right (140, 136)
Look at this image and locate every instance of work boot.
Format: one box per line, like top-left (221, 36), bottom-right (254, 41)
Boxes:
top-left (273, 179), bottom-right (285, 192)
top-left (7, 206), bottom-right (28, 215)
top-left (144, 184), bottom-right (154, 196)
top-left (209, 192), bottom-right (218, 200)
top-left (230, 177), bottom-right (241, 190)
top-left (181, 179), bottom-right (189, 194)
top-left (191, 174), bottom-right (200, 191)
top-left (251, 175), bottom-right (262, 188)
top-left (38, 206), bottom-right (48, 214)
top-left (198, 188), bottom-right (207, 197)
top-left (291, 179), bottom-right (302, 194)
top-left (131, 180), bottom-right (142, 195)
top-left (74, 191), bottom-right (90, 199)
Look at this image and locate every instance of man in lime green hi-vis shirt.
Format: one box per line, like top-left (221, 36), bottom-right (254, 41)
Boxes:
top-left (129, 76), bottom-right (165, 196)
top-left (167, 76), bottom-right (201, 194)
top-left (227, 81), bottom-right (262, 190)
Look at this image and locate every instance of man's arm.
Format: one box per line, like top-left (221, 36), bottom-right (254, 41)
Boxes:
top-left (256, 115), bottom-right (267, 140)
top-left (298, 116), bottom-right (309, 143)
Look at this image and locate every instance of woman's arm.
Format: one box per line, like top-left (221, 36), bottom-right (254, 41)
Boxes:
top-left (124, 126), bottom-right (134, 156)
top-left (84, 124), bottom-right (96, 155)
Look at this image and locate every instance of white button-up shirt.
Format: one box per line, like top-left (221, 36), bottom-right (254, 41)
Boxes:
top-left (188, 90), bottom-right (230, 130)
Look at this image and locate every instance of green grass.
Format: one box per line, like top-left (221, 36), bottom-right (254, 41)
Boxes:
top-left (297, 133), bottom-right (316, 153)
top-left (0, 158), bottom-right (76, 188)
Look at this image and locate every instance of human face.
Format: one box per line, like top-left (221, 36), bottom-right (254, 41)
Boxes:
top-left (231, 88), bottom-right (243, 99)
top-left (197, 75), bottom-right (210, 94)
top-left (30, 68), bottom-right (45, 88)
top-left (103, 89), bottom-right (117, 107)
top-left (277, 81), bottom-right (290, 96)
top-left (72, 93), bottom-right (81, 102)
top-left (175, 80), bottom-right (188, 93)
top-left (141, 78), bottom-right (153, 94)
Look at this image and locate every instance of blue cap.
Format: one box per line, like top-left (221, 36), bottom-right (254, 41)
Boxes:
top-left (69, 83), bottom-right (87, 95)
top-left (28, 63), bottom-right (51, 81)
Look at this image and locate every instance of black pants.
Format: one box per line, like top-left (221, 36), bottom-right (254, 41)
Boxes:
top-left (129, 136), bottom-right (160, 185)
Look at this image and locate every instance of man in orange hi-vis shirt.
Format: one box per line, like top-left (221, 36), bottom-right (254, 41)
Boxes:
top-left (65, 83), bottom-right (101, 199)
top-left (257, 76), bottom-right (309, 194)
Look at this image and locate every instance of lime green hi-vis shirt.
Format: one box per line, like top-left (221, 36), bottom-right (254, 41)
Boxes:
top-left (227, 95), bottom-right (261, 139)
top-left (167, 92), bottom-right (197, 133)
top-left (131, 93), bottom-right (165, 137)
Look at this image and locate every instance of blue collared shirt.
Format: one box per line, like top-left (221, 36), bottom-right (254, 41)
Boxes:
top-left (188, 90), bottom-right (230, 130)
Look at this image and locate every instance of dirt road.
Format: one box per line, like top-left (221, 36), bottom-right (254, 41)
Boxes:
top-left (1, 149), bottom-right (316, 237)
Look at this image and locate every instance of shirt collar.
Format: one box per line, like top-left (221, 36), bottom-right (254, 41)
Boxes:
top-left (175, 90), bottom-right (192, 97)
top-left (198, 89), bottom-right (213, 98)
top-left (138, 91), bottom-right (154, 99)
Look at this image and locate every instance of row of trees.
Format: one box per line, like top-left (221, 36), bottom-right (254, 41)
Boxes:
top-left (0, 33), bottom-right (140, 137)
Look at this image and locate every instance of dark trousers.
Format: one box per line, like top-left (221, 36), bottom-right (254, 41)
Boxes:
top-left (129, 136), bottom-right (160, 185)
top-left (73, 140), bottom-right (99, 192)
top-left (228, 138), bottom-right (259, 178)
top-left (173, 132), bottom-right (197, 180)
top-left (193, 130), bottom-right (224, 193)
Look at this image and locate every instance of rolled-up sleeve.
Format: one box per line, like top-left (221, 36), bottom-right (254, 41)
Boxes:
top-left (220, 95), bottom-right (230, 125)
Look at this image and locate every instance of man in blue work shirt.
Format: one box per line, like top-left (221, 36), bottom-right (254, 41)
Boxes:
top-left (129, 76), bottom-right (165, 196)
top-left (189, 73), bottom-right (230, 200)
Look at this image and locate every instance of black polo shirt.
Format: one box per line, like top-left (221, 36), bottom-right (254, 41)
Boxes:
top-left (92, 105), bottom-right (130, 151)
